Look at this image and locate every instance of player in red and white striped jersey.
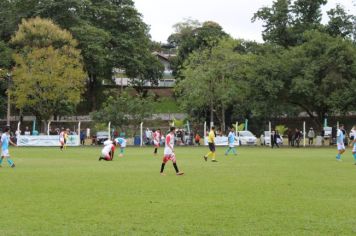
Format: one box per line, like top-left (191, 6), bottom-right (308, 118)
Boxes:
top-left (160, 127), bottom-right (184, 176)
top-left (153, 129), bottom-right (161, 155)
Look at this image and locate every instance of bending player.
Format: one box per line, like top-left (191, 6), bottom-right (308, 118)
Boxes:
top-left (99, 140), bottom-right (116, 161)
top-left (115, 137), bottom-right (126, 157)
top-left (160, 126), bottom-right (184, 176)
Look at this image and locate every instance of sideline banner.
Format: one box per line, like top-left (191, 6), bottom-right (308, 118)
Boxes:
top-left (17, 135), bottom-right (80, 146)
top-left (204, 136), bottom-right (240, 146)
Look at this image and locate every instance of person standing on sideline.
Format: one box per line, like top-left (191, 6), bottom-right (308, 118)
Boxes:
top-left (294, 128), bottom-right (302, 148)
top-left (350, 125), bottom-right (356, 164)
top-left (225, 127), bottom-right (237, 156)
top-left (336, 124), bottom-right (346, 161)
top-left (153, 129), bottom-right (161, 155)
top-left (204, 126), bottom-right (217, 162)
top-left (160, 127), bottom-right (184, 176)
top-left (271, 130), bottom-right (280, 148)
top-left (59, 128), bottom-right (65, 151)
top-left (0, 127), bottom-right (17, 168)
top-left (287, 128), bottom-right (294, 146)
top-left (307, 127), bottom-right (315, 146)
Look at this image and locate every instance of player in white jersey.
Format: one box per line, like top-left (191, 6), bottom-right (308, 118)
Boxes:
top-left (336, 124), bottom-right (346, 161)
top-left (160, 127), bottom-right (184, 176)
top-left (349, 125), bottom-right (356, 164)
top-left (99, 140), bottom-right (116, 161)
top-left (153, 129), bottom-right (161, 155)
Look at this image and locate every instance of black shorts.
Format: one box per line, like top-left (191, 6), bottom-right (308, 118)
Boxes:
top-left (208, 143), bottom-right (215, 152)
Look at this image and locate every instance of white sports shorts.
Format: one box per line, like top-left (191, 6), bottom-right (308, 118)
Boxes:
top-left (1, 149), bottom-right (10, 157)
top-left (337, 143), bottom-right (345, 151)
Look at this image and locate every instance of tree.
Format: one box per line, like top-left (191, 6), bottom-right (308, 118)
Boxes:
top-left (177, 38), bottom-right (248, 130)
top-left (91, 90), bottom-right (154, 134)
top-left (282, 31), bottom-right (356, 127)
top-left (0, 0), bottom-right (162, 109)
top-left (325, 4), bottom-right (355, 39)
top-left (11, 17), bottom-right (86, 131)
top-left (252, 0), bottom-right (327, 47)
top-left (168, 19), bottom-right (228, 80)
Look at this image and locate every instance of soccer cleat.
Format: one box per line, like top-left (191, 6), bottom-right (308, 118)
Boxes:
top-left (212, 160), bottom-right (218, 162)
top-left (203, 155), bottom-right (207, 162)
top-left (11, 164), bottom-right (15, 168)
top-left (176, 172), bottom-right (184, 176)
top-left (99, 156), bottom-right (103, 161)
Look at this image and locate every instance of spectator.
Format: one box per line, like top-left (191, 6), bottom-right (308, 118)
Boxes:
top-left (271, 130), bottom-right (279, 148)
top-left (194, 132), bottom-right (201, 146)
top-left (80, 130), bottom-right (85, 145)
top-left (295, 128), bottom-right (302, 148)
top-left (23, 126), bottom-right (31, 136)
top-left (287, 128), bottom-right (294, 146)
top-left (307, 127), bottom-right (315, 145)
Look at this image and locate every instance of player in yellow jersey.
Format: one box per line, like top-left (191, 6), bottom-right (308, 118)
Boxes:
top-left (203, 126), bottom-right (217, 162)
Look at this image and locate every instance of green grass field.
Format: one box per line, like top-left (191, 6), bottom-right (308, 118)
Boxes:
top-left (1, 146), bottom-right (356, 235)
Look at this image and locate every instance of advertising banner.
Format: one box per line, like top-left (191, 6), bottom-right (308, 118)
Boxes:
top-left (17, 135), bottom-right (80, 146)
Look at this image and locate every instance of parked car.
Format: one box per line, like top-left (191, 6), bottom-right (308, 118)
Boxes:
top-left (238, 131), bottom-right (257, 146)
top-left (96, 131), bottom-right (109, 144)
top-left (261, 131), bottom-right (283, 146)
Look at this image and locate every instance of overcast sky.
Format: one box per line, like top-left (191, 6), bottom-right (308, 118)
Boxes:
top-left (134, 0), bottom-right (356, 43)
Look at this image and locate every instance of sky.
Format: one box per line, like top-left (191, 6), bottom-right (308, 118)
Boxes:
top-left (134, 0), bottom-right (356, 43)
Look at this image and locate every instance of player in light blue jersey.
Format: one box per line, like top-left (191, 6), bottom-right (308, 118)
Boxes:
top-left (336, 124), bottom-right (346, 161)
top-left (0, 127), bottom-right (17, 168)
top-left (349, 125), bottom-right (356, 164)
top-left (225, 127), bottom-right (238, 156)
top-left (115, 137), bottom-right (126, 157)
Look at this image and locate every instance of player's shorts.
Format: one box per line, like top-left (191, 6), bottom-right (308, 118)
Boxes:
top-left (101, 151), bottom-right (110, 158)
top-left (60, 138), bottom-right (64, 145)
top-left (163, 153), bottom-right (176, 163)
top-left (337, 143), bottom-right (345, 151)
top-left (120, 143), bottom-right (126, 148)
top-left (1, 149), bottom-right (9, 157)
top-left (153, 140), bottom-right (160, 147)
top-left (208, 143), bottom-right (215, 152)
top-left (229, 143), bottom-right (235, 148)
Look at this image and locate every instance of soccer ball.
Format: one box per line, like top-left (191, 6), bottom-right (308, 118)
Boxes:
top-left (119, 154), bottom-right (123, 158)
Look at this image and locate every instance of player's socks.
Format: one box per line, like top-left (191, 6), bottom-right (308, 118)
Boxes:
top-left (173, 163), bottom-right (179, 173)
top-left (232, 148), bottom-right (237, 155)
top-left (7, 158), bottom-right (14, 167)
top-left (353, 153), bottom-right (356, 161)
top-left (160, 163), bottom-right (165, 173)
top-left (212, 153), bottom-right (216, 161)
top-left (0, 157), bottom-right (3, 165)
top-left (336, 154), bottom-right (341, 160)
top-left (154, 148), bottom-right (157, 154)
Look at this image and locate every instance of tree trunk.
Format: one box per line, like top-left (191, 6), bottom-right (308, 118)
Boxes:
top-left (88, 73), bottom-right (97, 111)
top-left (210, 99), bottom-right (214, 128)
top-left (221, 105), bottom-right (226, 133)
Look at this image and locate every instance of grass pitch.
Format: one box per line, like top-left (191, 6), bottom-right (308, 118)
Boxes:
top-left (0, 146), bottom-right (356, 235)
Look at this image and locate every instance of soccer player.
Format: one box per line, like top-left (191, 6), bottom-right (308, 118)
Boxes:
top-left (336, 124), bottom-right (346, 161)
top-left (115, 137), bottom-right (126, 157)
top-left (153, 129), bottom-right (161, 155)
top-left (350, 125), bottom-right (356, 164)
top-left (160, 126), bottom-right (184, 176)
top-left (59, 128), bottom-right (65, 151)
top-left (225, 127), bottom-right (237, 156)
top-left (0, 127), bottom-right (17, 168)
top-left (204, 126), bottom-right (217, 162)
top-left (99, 140), bottom-right (116, 161)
